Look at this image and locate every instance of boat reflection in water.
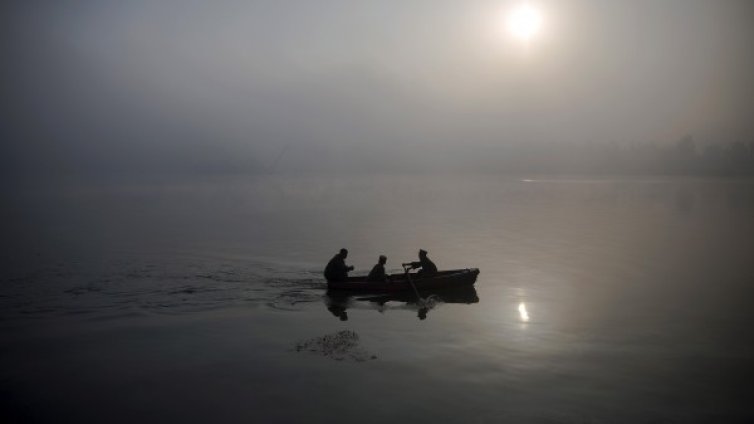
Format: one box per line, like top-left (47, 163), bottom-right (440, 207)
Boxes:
top-left (324, 286), bottom-right (479, 321)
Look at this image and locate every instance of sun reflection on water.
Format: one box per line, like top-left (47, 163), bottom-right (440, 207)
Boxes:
top-left (518, 302), bottom-right (530, 322)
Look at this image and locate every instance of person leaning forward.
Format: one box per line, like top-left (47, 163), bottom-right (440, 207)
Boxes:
top-left (406, 249), bottom-right (437, 276)
top-left (324, 248), bottom-right (354, 282)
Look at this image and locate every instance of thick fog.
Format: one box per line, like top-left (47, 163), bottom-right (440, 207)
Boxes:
top-left (2, 0), bottom-right (754, 181)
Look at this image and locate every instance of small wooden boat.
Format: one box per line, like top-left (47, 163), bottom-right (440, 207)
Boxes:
top-left (326, 268), bottom-right (479, 292)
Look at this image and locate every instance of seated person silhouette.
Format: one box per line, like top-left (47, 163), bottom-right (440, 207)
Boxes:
top-left (324, 248), bottom-right (354, 282)
top-left (367, 255), bottom-right (388, 282)
top-left (406, 249), bottom-right (437, 277)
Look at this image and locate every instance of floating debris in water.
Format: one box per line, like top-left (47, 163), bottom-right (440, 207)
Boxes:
top-left (294, 330), bottom-right (376, 362)
top-left (421, 294), bottom-right (440, 309)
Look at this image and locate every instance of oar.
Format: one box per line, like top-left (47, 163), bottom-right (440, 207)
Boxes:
top-left (402, 263), bottom-right (426, 308)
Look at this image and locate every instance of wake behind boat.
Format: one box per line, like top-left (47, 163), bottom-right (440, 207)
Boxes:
top-left (327, 268), bottom-right (480, 292)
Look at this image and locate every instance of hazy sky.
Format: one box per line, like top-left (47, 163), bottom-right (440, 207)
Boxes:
top-left (2, 0), bottom-right (753, 178)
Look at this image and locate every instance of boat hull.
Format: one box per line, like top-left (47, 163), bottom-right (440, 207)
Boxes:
top-left (326, 268), bottom-right (479, 292)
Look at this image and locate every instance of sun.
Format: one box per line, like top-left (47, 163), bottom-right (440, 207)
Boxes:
top-left (506, 3), bottom-right (543, 41)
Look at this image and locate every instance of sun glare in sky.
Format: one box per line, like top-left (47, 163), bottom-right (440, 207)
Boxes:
top-left (506, 3), bottom-right (543, 41)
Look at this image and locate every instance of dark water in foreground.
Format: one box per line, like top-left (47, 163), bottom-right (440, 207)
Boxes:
top-left (2, 175), bottom-right (754, 423)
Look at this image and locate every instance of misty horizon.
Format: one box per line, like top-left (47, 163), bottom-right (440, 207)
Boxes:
top-left (3, 0), bottom-right (754, 181)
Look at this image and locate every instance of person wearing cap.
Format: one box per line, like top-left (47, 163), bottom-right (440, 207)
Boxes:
top-left (406, 249), bottom-right (438, 276)
top-left (324, 248), bottom-right (355, 282)
top-left (367, 255), bottom-right (389, 282)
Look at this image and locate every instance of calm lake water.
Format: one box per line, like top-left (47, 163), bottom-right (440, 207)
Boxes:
top-left (2, 175), bottom-right (754, 423)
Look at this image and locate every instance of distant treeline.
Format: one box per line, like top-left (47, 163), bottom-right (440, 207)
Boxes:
top-left (476, 137), bottom-right (754, 176)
